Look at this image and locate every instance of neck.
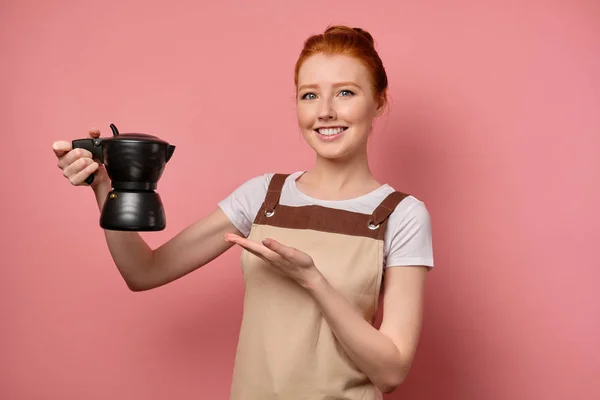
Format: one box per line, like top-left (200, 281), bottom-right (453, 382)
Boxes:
top-left (300, 147), bottom-right (380, 198)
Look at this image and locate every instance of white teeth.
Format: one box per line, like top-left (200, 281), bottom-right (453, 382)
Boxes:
top-left (317, 127), bottom-right (346, 136)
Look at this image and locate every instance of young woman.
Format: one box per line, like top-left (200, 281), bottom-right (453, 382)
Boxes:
top-left (53, 25), bottom-right (434, 399)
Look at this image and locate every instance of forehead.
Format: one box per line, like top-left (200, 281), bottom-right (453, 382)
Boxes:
top-left (297, 53), bottom-right (371, 86)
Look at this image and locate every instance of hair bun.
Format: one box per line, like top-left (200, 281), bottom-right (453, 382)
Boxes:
top-left (352, 27), bottom-right (375, 46)
top-left (323, 25), bottom-right (375, 47)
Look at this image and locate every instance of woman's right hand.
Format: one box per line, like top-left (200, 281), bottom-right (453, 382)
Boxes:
top-left (52, 128), bottom-right (109, 190)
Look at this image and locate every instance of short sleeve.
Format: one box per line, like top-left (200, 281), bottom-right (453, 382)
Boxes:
top-left (386, 200), bottom-right (434, 269)
top-left (217, 174), bottom-right (272, 237)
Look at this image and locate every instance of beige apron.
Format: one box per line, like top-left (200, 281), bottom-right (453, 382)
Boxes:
top-left (230, 173), bottom-right (408, 400)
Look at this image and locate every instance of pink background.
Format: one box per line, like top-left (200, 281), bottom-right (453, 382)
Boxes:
top-left (2, 0), bottom-right (599, 399)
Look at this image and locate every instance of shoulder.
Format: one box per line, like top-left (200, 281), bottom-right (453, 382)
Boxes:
top-left (375, 187), bottom-right (431, 226)
top-left (386, 193), bottom-right (432, 248)
top-left (233, 172), bottom-right (274, 194)
top-left (390, 194), bottom-right (431, 225)
top-left (217, 173), bottom-right (275, 237)
top-left (228, 172), bottom-right (296, 193)
top-left (384, 192), bottom-right (434, 269)
top-left (217, 172), bottom-right (299, 237)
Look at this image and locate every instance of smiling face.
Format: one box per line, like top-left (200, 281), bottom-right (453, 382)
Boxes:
top-left (296, 53), bottom-right (384, 162)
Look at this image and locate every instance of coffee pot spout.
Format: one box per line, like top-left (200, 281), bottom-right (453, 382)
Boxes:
top-left (166, 145), bottom-right (175, 162)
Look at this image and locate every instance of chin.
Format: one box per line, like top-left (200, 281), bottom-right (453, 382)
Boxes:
top-left (311, 144), bottom-right (358, 162)
top-left (316, 148), bottom-right (353, 161)
top-left (301, 131), bottom-right (365, 161)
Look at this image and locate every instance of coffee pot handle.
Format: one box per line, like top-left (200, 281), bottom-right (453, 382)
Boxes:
top-left (72, 138), bottom-right (104, 185)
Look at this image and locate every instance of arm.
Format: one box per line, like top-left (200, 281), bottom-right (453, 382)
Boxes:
top-left (54, 136), bottom-right (241, 292)
top-left (223, 198), bottom-right (433, 393)
top-left (93, 180), bottom-right (240, 292)
top-left (305, 265), bottom-right (428, 393)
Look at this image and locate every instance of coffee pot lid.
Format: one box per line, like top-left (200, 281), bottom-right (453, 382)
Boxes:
top-left (104, 124), bottom-right (169, 144)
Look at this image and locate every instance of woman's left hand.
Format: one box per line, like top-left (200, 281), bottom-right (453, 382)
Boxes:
top-left (224, 233), bottom-right (321, 288)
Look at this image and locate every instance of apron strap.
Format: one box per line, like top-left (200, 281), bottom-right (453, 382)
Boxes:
top-left (264, 173), bottom-right (289, 213)
top-left (370, 191), bottom-right (409, 226)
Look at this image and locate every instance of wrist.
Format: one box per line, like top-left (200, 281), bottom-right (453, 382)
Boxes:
top-left (301, 266), bottom-right (327, 293)
top-left (91, 179), bottom-right (111, 210)
top-left (92, 180), bottom-right (109, 195)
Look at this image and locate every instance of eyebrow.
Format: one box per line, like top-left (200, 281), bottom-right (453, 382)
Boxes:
top-left (297, 81), bottom-right (360, 91)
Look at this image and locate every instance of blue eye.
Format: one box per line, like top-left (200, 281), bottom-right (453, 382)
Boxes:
top-left (339, 90), bottom-right (354, 96)
top-left (301, 93), bottom-right (317, 100)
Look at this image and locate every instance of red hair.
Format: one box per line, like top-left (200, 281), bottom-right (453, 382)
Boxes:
top-left (294, 25), bottom-right (389, 108)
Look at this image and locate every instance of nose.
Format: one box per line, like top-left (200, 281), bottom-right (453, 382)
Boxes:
top-left (318, 99), bottom-right (337, 120)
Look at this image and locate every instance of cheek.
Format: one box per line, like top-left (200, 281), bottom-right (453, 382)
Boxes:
top-left (296, 106), bottom-right (313, 129)
top-left (339, 102), bottom-right (373, 124)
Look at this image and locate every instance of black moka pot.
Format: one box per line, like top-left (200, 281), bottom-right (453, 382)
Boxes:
top-left (72, 123), bottom-right (176, 231)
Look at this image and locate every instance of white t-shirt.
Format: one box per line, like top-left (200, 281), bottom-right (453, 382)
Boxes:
top-left (218, 171), bottom-right (434, 269)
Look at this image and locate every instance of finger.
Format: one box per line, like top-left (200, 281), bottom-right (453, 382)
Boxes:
top-left (245, 248), bottom-right (270, 263)
top-left (235, 238), bottom-right (270, 258)
top-left (57, 148), bottom-right (94, 170)
top-left (224, 233), bottom-right (255, 247)
top-left (225, 234), bottom-right (280, 261)
top-left (234, 242), bottom-right (270, 263)
top-left (224, 232), bottom-right (244, 241)
top-left (66, 160), bottom-right (99, 186)
top-left (63, 157), bottom-right (94, 182)
top-left (262, 238), bottom-right (296, 260)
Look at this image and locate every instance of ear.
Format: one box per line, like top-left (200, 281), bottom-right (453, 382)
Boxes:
top-left (375, 98), bottom-right (387, 116)
top-left (374, 89), bottom-right (387, 116)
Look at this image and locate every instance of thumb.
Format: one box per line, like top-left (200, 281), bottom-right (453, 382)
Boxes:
top-left (263, 238), bottom-right (293, 258)
top-left (52, 140), bottom-right (72, 158)
top-left (262, 238), bottom-right (277, 248)
top-left (88, 127), bottom-right (101, 139)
